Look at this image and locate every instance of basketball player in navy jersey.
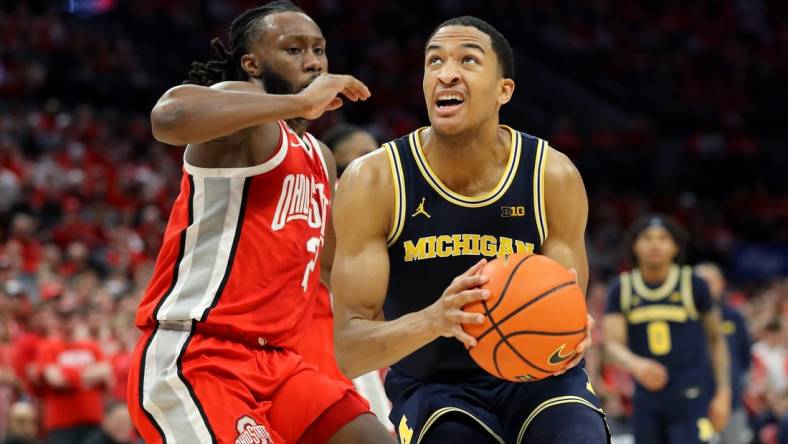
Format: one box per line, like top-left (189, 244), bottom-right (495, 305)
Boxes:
top-left (696, 262), bottom-right (752, 444)
top-left (603, 215), bottom-right (731, 444)
top-left (331, 16), bottom-right (608, 444)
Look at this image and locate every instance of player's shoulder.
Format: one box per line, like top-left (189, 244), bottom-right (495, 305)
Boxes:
top-left (687, 270), bottom-right (711, 290)
top-left (342, 147), bottom-right (391, 186)
top-left (543, 143), bottom-right (581, 183)
top-left (208, 80), bottom-right (263, 92)
top-left (335, 147), bottom-right (393, 204)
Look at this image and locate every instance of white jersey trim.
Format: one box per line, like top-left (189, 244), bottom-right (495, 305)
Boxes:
top-left (183, 121), bottom-right (289, 178)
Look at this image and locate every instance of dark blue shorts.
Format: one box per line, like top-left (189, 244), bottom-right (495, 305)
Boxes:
top-left (385, 364), bottom-right (609, 444)
top-left (632, 388), bottom-right (714, 444)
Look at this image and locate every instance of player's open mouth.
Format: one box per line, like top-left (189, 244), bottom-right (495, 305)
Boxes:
top-left (434, 92), bottom-right (465, 116)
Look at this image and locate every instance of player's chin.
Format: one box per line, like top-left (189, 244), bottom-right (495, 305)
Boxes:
top-left (429, 115), bottom-right (467, 136)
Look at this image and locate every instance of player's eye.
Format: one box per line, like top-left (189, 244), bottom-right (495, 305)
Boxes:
top-left (462, 56), bottom-right (479, 64)
top-left (428, 56), bottom-right (442, 65)
top-left (286, 47), bottom-right (302, 55)
top-left (313, 47), bottom-right (325, 56)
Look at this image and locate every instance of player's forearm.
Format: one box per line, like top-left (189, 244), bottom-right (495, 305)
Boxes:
top-left (151, 85), bottom-right (309, 145)
top-left (335, 312), bottom-right (439, 379)
top-left (708, 334), bottom-right (731, 391)
top-left (604, 340), bottom-right (640, 373)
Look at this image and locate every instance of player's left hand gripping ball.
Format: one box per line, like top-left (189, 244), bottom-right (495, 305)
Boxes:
top-left (552, 313), bottom-right (594, 376)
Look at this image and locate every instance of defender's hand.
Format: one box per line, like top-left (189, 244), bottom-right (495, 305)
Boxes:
top-left (631, 356), bottom-right (669, 391)
top-left (708, 387), bottom-right (732, 431)
top-left (423, 258), bottom-right (490, 349)
top-left (298, 73), bottom-right (371, 120)
top-left (553, 314), bottom-right (594, 376)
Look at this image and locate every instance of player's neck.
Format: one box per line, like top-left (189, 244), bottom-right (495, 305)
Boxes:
top-left (638, 262), bottom-right (674, 284)
top-left (422, 121), bottom-right (508, 190)
top-left (287, 118), bottom-right (308, 137)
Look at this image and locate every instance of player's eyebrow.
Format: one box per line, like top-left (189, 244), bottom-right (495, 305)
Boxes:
top-left (426, 42), bottom-right (486, 53)
top-left (461, 43), bottom-right (486, 53)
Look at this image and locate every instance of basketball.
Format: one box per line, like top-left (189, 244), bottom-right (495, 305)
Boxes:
top-left (463, 253), bottom-right (588, 382)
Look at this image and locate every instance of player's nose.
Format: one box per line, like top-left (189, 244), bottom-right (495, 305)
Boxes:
top-left (303, 54), bottom-right (323, 73)
top-left (437, 63), bottom-right (461, 85)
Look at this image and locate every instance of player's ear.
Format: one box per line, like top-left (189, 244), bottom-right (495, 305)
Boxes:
top-left (498, 78), bottom-right (515, 105)
top-left (241, 53), bottom-right (262, 78)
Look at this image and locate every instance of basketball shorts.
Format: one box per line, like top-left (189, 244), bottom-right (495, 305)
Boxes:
top-left (385, 363), bottom-right (609, 444)
top-left (632, 387), bottom-right (714, 444)
top-left (128, 326), bottom-right (371, 443)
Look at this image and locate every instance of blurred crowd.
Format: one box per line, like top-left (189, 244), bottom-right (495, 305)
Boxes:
top-left (1, 0), bottom-right (787, 442)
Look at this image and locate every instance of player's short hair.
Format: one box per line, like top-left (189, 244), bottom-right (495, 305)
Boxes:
top-left (322, 125), bottom-right (365, 152)
top-left (626, 213), bottom-right (688, 265)
top-left (186, 0), bottom-right (304, 85)
top-left (427, 16), bottom-right (514, 79)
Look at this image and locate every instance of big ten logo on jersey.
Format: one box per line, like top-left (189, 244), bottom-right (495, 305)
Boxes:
top-left (272, 173), bottom-right (330, 291)
top-left (500, 205), bottom-right (526, 217)
top-left (234, 416), bottom-right (272, 444)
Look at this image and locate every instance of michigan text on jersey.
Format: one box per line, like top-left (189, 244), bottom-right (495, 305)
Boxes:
top-left (402, 234), bottom-right (535, 262)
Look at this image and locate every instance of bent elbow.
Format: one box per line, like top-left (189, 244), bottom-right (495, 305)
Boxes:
top-left (150, 101), bottom-right (187, 146)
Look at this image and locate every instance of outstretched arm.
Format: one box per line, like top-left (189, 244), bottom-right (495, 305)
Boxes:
top-left (151, 81), bottom-right (303, 146)
top-left (331, 151), bottom-right (488, 378)
top-left (151, 74), bottom-right (370, 146)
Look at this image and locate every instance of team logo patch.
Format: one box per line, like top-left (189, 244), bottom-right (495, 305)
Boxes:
top-left (235, 416), bottom-right (273, 444)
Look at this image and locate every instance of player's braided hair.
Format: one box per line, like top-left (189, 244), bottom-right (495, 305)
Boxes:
top-left (185, 0), bottom-right (304, 85)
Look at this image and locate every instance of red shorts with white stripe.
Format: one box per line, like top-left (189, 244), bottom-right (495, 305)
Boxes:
top-left (127, 326), bottom-right (371, 444)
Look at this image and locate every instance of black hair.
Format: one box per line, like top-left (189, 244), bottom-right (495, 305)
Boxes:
top-left (427, 16), bottom-right (514, 79)
top-left (322, 125), bottom-right (364, 152)
top-left (625, 213), bottom-right (688, 266)
top-left (765, 318), bottom-right (782, 332)
top-left (185, 1), bottom-right (304, 86)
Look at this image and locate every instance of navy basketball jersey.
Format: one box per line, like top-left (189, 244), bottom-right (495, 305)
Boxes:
top-left (605, 265), bottom-right (714, 400)
top-left (383, 126), bottom-right (549, 381)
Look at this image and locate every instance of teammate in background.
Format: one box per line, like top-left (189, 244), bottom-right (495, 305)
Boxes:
top-left (323, 125), bottom-right (379, 177)
top-left (696, 262), bottom-right (753, 444)
top-left (127, 1), bottom-right (392, 443)
top-left (603, 215), bottom-right (731, 444)
top-left (331, 16), bottom-right (607, 443)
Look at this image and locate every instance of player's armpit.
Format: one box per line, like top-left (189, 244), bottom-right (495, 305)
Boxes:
top-left (317, 141), bottom-right (338, 282)
top-left (540, 147), bottom-right (589, 293)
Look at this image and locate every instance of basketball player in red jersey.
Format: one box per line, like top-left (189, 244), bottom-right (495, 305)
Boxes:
top-left (126, 2), bottom-right (392, 443)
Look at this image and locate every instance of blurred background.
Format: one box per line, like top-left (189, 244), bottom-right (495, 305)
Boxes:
top-left (0, 0), bottom-right (786, 442)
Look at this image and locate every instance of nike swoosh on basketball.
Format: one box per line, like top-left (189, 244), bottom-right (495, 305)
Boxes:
top-left (548, 344), bottom-right (575, 366)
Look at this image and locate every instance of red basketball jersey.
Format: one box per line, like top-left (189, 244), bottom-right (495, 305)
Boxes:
top-left (135, 121), bottom-right (331, 349)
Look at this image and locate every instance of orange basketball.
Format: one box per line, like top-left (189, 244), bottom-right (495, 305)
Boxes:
top-left (463, 253), bottom-right (587, 382)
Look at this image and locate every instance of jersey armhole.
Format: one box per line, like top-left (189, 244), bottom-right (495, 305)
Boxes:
top-left (183, 120), bottom-right (289, 178)
top-left (533, 139), bottom-right (549, 245)
top-left (384, 142), bottom-right (406, 247)
top-left (680, 266), bottom-right (699, 320)
top-left (304, 133), bottom-right (330, 181)
top-left (620, 272), bottom-right (632, 314)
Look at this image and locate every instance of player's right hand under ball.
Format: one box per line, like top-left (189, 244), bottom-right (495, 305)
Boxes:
top-left (423, 258), bottom-right (490, 349)
top-left (631, 356), bottom-right (669, 391)
top-left (298, 73), bottom-right (371, 120)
